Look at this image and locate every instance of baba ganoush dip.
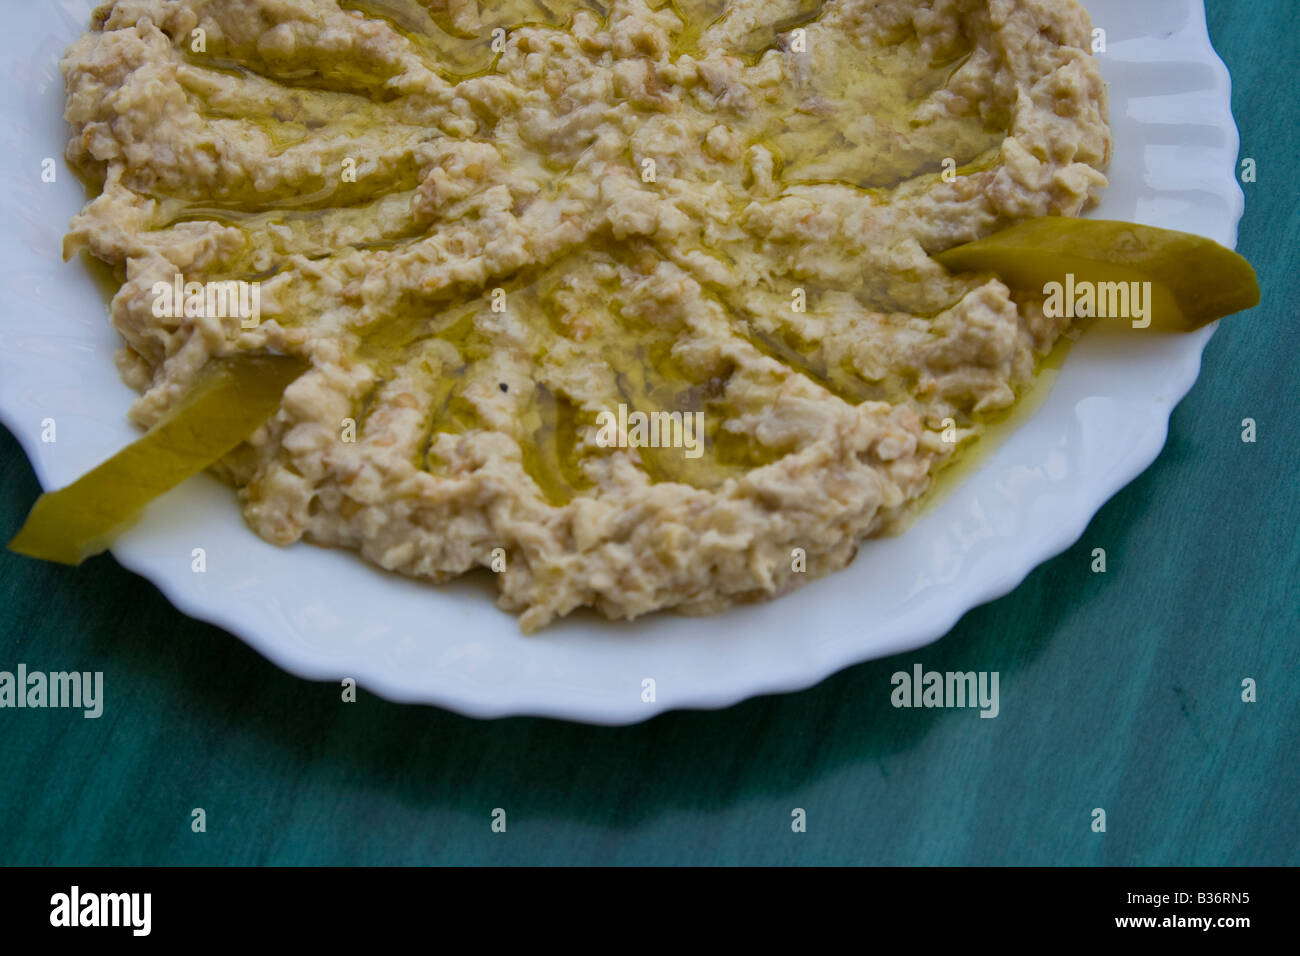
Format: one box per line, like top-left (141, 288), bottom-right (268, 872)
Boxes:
top-left (61, 0), bottom-right (1111, 630)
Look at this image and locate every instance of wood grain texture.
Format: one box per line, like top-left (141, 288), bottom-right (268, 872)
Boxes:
top-left (0, 0), bottom-right (1295, 865)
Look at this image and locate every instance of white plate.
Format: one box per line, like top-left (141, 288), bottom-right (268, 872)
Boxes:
top-left (0, 0), bottom-right (1243, 723)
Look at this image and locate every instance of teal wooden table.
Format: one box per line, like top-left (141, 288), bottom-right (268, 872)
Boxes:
top-left (1, 0), bottom-right (1295, 866)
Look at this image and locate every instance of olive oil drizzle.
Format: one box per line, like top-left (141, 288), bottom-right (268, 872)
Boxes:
top-left (87, 0), bottom-right (1036, 506)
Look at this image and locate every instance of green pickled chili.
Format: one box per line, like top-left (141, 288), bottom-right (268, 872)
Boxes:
top-left (8, 353), bottom-right (308, 565)
top-left (933, 218), bottom-right (1260, 331)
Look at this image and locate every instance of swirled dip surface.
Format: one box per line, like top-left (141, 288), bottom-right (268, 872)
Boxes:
top-left (62, 0), bottom-right (1111, 630)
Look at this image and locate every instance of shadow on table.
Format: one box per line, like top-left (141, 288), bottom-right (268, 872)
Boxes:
top-left (52, 537), bottom-right (1116, 827)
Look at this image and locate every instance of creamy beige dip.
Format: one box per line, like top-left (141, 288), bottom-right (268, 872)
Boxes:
top-left (62, 0), bottom-right (1111, 630)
